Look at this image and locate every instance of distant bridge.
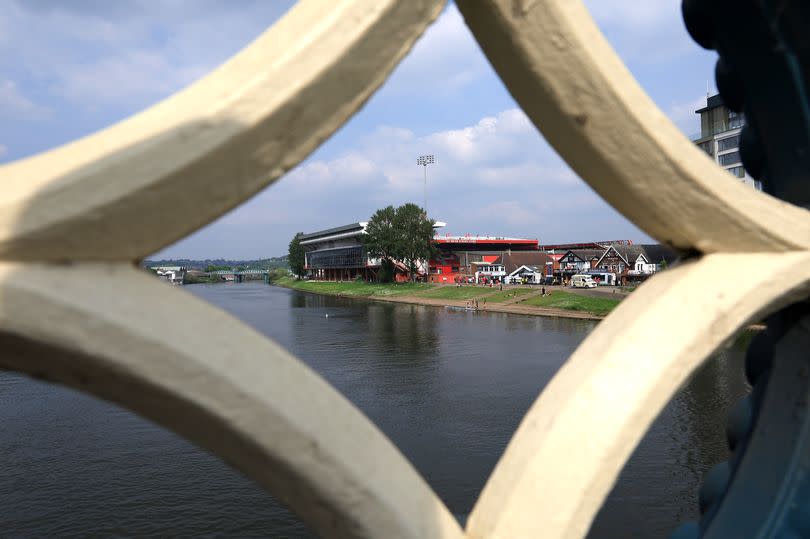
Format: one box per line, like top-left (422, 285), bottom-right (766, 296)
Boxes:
top-left (209, 269), bottom-right (270, 283)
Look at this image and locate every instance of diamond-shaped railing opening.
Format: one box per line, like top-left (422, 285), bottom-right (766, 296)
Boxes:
top-left (0, 1), bottom-right (808, 539)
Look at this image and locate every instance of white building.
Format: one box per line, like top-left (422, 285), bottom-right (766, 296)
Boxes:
top-left (693, 94), bottom-right (761, 190)
top-left (152, 266), bottom-right (186, 285)
top-left (473, 261), bottom-right (505, 283)
top-left (300, 221), bottom-right (446, 281)
top-left (505, 265), bottom-right (543, 284)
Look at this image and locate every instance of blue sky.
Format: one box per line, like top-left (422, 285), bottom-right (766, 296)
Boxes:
top-left (0, 1), bottom-right (719, 259)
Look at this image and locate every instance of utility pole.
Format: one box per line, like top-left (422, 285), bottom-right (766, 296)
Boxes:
top-left (416, 154), bottom-right (434, 216)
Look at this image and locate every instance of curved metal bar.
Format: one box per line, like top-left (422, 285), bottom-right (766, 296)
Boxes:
top-left (0, 0), bottom-right (444, 261)
top-left (456, 0), bottom-right (810, 253)
top-left (0, 263), bottom-right (465, 539)
top-left (466, 253), bottom-right (810, 539)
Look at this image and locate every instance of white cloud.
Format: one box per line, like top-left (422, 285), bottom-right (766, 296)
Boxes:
top-left (381, 4), bottom-right (490, 98)
top-left (1, 1), bottom-right (294, 110)
top-left (583, 0), bottom-right (696, 63)
top-left (667, 94), bottom-right (709, 136)
top-left (0, 80), bottom-right (48, 118)
top-left (284, 154), bottom-right (384, 191)
top-left (225, 107), bottom-right (647, 249)
top-left (585, 0), bottom-right (672, 29)
top-left (479, 201), bottom-right (541, 228)
top-left (425, 109), bottom-right (535, 165)
top-left (477, 163), bottom-right (578, 187)
top-left (1, 1), bottom-right (663, 258)
top-left (53, 51), bottom-right (209, 107)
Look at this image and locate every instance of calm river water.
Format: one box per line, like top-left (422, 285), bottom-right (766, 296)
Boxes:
top-left (0, 282), bottom-right (750, 537)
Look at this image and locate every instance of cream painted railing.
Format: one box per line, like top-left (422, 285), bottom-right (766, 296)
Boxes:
top-left (1, 1), bottom-right (808, 538)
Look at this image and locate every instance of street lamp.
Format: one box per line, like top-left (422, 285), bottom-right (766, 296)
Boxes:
top-left (416, 154), bottom-right (434, 216)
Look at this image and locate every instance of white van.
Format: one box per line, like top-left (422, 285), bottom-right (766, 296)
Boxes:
top-left (571, 274), bottom-right (597, 288)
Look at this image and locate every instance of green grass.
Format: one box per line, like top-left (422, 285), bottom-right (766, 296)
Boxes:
top-left (519, 290), bottom-right (621, 316)
top-left (484, 287), bottom-right (537, 303)
top-left (415, 286), bottom-right (496, 300)
top-left (276, 277), bottom-right (433, 297)
top-left (275, 279), bottom-right (622, 316)
top-left (183, 273), bottom-right (222, 284)
top-left (276, 279), bottom-right (501, 301)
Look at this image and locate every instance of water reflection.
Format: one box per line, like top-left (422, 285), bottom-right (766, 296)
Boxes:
top-left (589, 337), bottom-right (750, 537)
top-left (0, 283), bottom-right (753, 538)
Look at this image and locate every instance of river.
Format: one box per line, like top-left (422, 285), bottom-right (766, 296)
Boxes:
top-left (0, 282), bottom-right (750, 537)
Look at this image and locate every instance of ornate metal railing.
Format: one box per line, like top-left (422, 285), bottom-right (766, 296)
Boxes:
top-left (0, 1), bottom-right (807, 537)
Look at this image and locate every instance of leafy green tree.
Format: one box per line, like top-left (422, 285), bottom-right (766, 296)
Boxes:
top-left (363, 205), bottom-right (399, 282)
top-left (204, 264), bottom-right (232, 272)
top-left (394, 203), bottom-right (436, 281)
top-left (288, 233), bottom-right (306, 278)
top-left (364, 203), bottom-right (435, 282)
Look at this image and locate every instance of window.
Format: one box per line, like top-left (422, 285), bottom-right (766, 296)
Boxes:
top-left (711, 106), bottom-right (729, 135)
top-left (451, 266), bottom-right (459, 272)
top-left (728, 110), bottom-right (744, 129)
top-left (726, 166), bottom-right (746, 178)
top-left (697, 141), bottom-right (713, 156)
top-left (717, 135), bottom-right (739, 151)
top-left (308, 246), bottom-right (364, 269)
top-left (719, 151), bottom-right (741, 166)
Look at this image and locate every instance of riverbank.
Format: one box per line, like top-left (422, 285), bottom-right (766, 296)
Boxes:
top-left (274, 277), bottom-right (620, 320)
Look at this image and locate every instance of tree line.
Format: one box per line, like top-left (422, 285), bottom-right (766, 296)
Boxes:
top-left (288, 203), bottom-right (435, 282)
top-left (144, 257), bottom-right (288, 271)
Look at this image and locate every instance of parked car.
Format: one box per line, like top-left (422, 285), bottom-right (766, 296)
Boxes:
top-left (571, 274), bottom-right (597, 288)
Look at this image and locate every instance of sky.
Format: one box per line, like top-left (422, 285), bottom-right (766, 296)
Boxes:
top-left (0, 1), bottom-right (719, 259)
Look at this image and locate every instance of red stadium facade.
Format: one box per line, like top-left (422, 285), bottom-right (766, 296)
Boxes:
top-left (300, 221), bottom-right (541, 283)
top-left (428, 235), bottom-right (539, 284)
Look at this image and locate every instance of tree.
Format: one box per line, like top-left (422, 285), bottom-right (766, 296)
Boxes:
top-left (205, 264), bottom-right (231, 272)
top-left (394, 203), bottom-right (436, 281)
top-left (363, 206), bottom-right (398, 282)
top-left (363, 203), bottom-right (435, 282)
top-left (288, 233), bottom-right (306, 278)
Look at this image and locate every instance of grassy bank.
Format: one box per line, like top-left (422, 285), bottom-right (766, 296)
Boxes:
top-left (275, 278), bottom-right (623, 317)
top-left (519, 290), bottom-right (621, 317)
top-left (484, 288), bottom-right (536, 303)
top-left (417, 286), bottom-right (499, 300)
top-left (275, 277), bottom-right (433, 297)
top-left (183, 273), bottom-right (222, 284)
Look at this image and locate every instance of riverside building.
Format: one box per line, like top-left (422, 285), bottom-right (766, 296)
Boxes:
top-left (299, 220), bottom-right (539, 283)
top-left (693, 94), bottom-right (761, 190)
top-left (429, 235), bottom-right (539, 283)
top-left (300, 221), bottom-right (447, 282)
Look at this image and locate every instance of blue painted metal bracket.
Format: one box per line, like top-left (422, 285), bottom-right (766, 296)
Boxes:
top-left (673, 1), bottom-right (810, 537)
